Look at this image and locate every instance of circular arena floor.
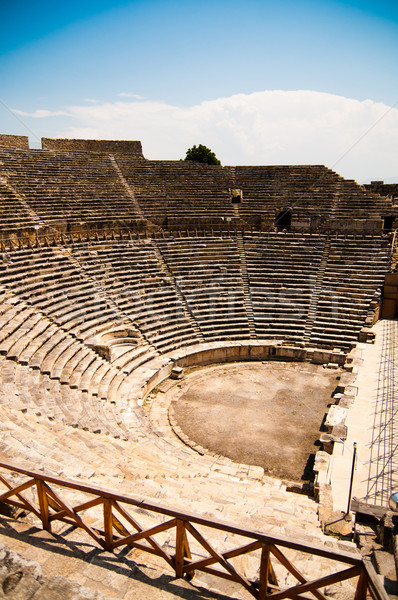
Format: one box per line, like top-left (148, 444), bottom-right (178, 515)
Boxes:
top-left (170, 361), bottom-right (342, 482)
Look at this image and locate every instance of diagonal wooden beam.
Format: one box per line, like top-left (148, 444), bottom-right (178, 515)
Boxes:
top-left (111, 512), bottom-right (130, 538)
top-left (111, 502), bottom-right (174, 567)
top-left (184, 540), bottom-right (262, 573)
top-left (111, 517), bottom-right (177, 548)
top-left (0, 474), bottom-right (40, 518)
top-left (48, 497), bottom-right (103, 522)
top-left (270, 545), bottom-right (328, 600)
top-left (185, 522), bottom-right (258, 598)
top-left (0, 477), bottom-right (36, 502)
top-left (47, 495), bottom-right (63, 513)
top-left (267, 565), bottom-right (361, 600)
top-left (43, 483), bottom-right (105, 549)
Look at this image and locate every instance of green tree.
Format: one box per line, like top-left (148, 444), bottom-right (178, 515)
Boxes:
top-left (184, 144), bottom-right (221, 165)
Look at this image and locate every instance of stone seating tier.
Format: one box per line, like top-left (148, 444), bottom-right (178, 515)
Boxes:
top-left (0, 145), bottom-right (393, 234)
top-left (0, 235), bottom-right (390, 372)
top-left (0, 147), bottom-right (143, 232)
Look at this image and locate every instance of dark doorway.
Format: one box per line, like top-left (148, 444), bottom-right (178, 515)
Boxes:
top-left (275, 209), bottom-right (291, 230)
top-left (230, 188), bottom-right (242, 204)
top-left (383, 215), bottom-right (395, 231)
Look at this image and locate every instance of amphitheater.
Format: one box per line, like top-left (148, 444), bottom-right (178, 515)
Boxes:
top-left (0, 133), bottom-right (397, 599)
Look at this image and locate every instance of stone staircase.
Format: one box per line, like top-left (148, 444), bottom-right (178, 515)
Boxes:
top-left (152, 243), bottom-right (205, 342)
top-left (303, 237), bottom-right (331, 345)
top-left (236, 233), bottom-right (257, 338)
top-left (52, 245), bottom-right (158, 356)
top-left (110, 154), bottom-right (146, 221)
top-left (0, 177), bottom-right (44, 230)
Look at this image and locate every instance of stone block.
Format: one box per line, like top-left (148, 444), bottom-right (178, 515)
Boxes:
top-left (41, 137), bottom-right (143, 156)
top-left (325, 405), bottom-right (347, 431)
top-left (0, 134), bottom-right (29, 149)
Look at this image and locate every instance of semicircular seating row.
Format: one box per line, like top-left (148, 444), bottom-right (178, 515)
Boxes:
top-left (0, 146), bottom-right (392, 232)
top-left (0, 232), bottom-right (389, 360)
top-left (0, 231), bottom-right (389, 438)
top-left (0, 316), bottom-right (336, 554)
top-left (0, 232), bottom-right (388, 557)
top-left (0, 348), bottom-right (351, 558)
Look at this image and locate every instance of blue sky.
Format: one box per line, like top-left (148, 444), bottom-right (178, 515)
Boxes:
top-left (1, 0), bottom-right (397, 181)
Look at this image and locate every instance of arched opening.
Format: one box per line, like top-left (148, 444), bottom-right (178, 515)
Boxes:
top-left (275, 209), bottom-right (292, 230)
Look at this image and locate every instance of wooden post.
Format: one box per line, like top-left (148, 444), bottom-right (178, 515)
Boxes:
top-left (175, 519), bottom-right (189, 578)
top-left (103, 498), bottom-right (113, 550)
top-left (354, 566), bottom-right (368, 600)
top-left (258, 545), bottom-right (270, 600)
top-left (36, 480), bottom-right (51, 532)
top-left (259, 543), bottom-right (279, 600)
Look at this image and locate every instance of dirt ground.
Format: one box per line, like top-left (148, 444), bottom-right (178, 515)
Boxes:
top-left (171, 361), bottom-right (341, 482)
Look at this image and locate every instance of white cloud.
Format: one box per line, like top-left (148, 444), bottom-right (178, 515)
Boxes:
top-left (117, 93), bottom-right (143, 99)
top-left (12, 108), bottom-right (70, 118)
top-left (14, 91), bottom-right (398, 182)
top-left (84, 98), bottom-right (100, 104)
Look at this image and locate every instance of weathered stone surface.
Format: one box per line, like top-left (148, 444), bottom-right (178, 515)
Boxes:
top-left (0, 134), bottom-right (29, 149)
top-left (324, 511), bottom-right (354, 537)
top-left (41, 138), bottom-right (143, 156)
top-left (378, 510), bottom-right (398, 553)
top-left (0, 543), bottom-right (107, 600)
top-left (0, 502), bottom-right (23, 518)
top-left (33, 577), bottom-right (106, 600)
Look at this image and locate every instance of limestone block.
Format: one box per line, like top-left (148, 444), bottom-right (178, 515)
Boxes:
top-left (325, 405), bottom-right (348, 431)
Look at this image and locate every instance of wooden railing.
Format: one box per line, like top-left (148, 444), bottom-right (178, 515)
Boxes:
top-left (0, 462), bottom-right (388, 600)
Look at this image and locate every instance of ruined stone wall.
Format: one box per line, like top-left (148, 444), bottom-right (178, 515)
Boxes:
top-left (0, 134), bottom-right (29, 149)
top-left (316, 218), bottom-right (383, 234)
top-left (382, 273), bottom-right (398, 318)
top-left (41, 137), bottom-right (143, 156)
top-left (365, 181), bottom-right (398, 197)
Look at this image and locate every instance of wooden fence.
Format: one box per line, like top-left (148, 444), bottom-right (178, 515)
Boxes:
top-left (0, 462), bottom-right (389, 600)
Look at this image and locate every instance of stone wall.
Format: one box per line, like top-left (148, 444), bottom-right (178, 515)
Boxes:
top-left (316, 218), bottom-right (383, 234)
top-left (365, 181), bottom-right (398, 199)
top-left (382, 273), bottom-right (398, 318)
top-left (0, 134), bottom-right (29, 149)
top-left (165, 215), bottom-right (246, 230)
top-left (128, 341), bottom-right (347, 407)
top-left (41, 137), bottom-right (143, 156)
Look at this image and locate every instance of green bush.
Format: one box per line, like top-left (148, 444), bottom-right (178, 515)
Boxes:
top-left (184, 144), bottom-right (221, 165)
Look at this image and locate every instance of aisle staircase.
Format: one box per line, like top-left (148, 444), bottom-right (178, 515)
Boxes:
top-left (152, 243), bottom-right (205, 343)
top-left (303, 237), bottom-right (331, 345)
top-left (236, 233), bottom-right (257, 338)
